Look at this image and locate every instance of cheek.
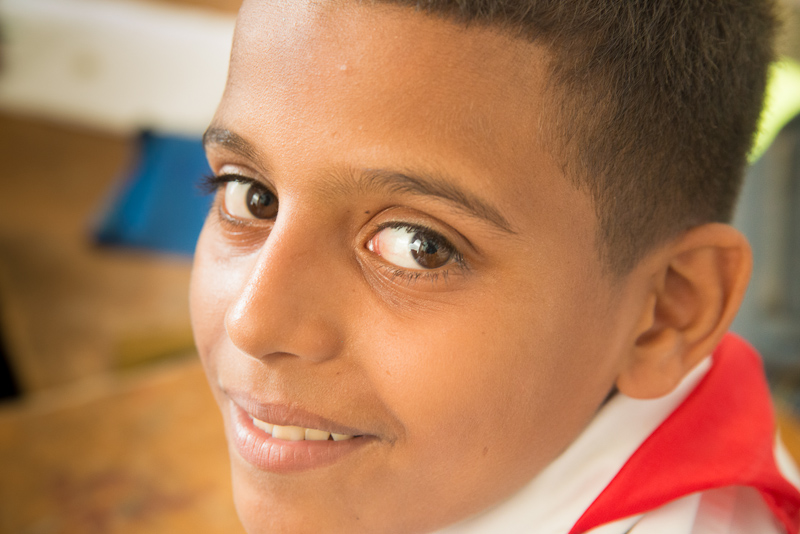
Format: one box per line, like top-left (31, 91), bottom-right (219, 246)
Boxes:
top-left (359, 289), bottom-right (615, 506)
top-left (190, 224), bottom-right (246, 370)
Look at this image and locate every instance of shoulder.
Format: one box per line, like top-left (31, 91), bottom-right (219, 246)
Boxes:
top-left (621, 486), bottom-right (785, 534)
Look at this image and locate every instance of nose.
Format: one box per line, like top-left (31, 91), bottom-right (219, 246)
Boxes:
top-left (224, 217), bottom-right (346, 363)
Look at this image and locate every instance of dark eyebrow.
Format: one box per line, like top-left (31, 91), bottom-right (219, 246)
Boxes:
top-left (203, 127), bottom-right (515, 234)
top-left (203, 126), bottom-right (260, 162)
top-left (359, 170), bottom-right (515, 234)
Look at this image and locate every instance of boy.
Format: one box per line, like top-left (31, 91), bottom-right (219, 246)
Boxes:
top-left (190, 0), bottom-right (800, 532)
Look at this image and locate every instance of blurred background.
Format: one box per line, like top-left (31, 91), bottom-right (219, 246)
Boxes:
top-left (0, 0), bottom-right (244, 532)
top-left (0, 0), bottom-right (797, 533)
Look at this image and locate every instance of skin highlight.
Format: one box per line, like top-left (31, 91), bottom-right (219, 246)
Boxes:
top-left (190, 1), bottom-right (752, 533)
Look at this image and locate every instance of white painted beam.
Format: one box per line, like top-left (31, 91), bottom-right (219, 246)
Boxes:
top-left (0, 0), bottom-right (235, 135)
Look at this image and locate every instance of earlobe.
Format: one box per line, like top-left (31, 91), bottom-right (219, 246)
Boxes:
top-left (617, 223), bottom-right (752, 399)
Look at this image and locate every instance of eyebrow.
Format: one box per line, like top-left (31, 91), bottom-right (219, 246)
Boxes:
top-left (203, 126), bottom-right (515, 234)
top-left (359, 170), bottom-right (514, 234)
top-left (203, 127), bottom-right (260, 162)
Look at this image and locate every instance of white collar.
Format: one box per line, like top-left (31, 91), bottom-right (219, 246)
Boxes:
top-left (435, 358), bottom-right (712, 534)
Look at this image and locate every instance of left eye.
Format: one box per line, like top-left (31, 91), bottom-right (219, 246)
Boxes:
top-left (223, 180), bottom-right (278, 220)
top-left (367, 225), bottom-right (454, 270)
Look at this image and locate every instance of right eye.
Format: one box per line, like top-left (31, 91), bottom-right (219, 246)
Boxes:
top-left (223, 180), bottom-right (279, 220)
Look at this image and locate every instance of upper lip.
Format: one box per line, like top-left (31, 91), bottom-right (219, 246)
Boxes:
top-left (224, 388), bottom-right (370, 437)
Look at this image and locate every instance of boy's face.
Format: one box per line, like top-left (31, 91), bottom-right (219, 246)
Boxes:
top-left (191, 1), bottom-right (642, 532)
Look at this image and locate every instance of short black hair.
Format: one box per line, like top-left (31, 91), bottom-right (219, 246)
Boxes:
top-left (376, 0), bottom-right (778, 273)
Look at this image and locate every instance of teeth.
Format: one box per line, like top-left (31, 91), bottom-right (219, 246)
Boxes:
top-left (252, 417), bottom-right (356, 442)
top-left (272, 425), bottom-right (305, 441)
top-left (253, 419), bottom-right (273, 433)
top-left (305, 428), bottom-right (331, 441)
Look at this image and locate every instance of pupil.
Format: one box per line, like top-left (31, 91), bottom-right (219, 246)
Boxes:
top-left (247, 185), bottom-right (278, 219)
top-left (410, 232), bottom-right (452, 269)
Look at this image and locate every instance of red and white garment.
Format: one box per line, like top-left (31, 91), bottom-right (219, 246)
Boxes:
top-left (438, 334), bottom-right (800, 534)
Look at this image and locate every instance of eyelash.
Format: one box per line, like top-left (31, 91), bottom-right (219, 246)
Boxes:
top-left (200, 173), bottom-right (231, 195)
top-left (199, 173), bottom-right (469, 285)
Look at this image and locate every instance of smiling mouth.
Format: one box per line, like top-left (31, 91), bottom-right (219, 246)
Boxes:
top-left (227, 399), bottom-right (373, 473)
top-left (251, 416), bottom-right (360, 442)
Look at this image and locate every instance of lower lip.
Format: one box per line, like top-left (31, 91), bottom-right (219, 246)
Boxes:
top-left (228, 402), bottom-right (373, 473)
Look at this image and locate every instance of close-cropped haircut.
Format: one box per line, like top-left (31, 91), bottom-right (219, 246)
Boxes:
top-left (376, 0), bottom-right (778, 274)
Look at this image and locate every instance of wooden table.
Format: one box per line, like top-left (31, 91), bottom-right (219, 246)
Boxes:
top-left (0, 357), bottom-right (244, 534)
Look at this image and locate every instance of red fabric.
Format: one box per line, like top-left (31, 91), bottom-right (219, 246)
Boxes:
top-left (569, 333), bottom-right (800, 534)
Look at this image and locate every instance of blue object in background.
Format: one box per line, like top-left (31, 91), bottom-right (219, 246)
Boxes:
top-left (95, 132), bottom-right (212, 256)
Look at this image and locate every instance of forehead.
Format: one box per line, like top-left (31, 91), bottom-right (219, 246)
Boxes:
top-left (226, 1), bottom-right (550, 170)
top-left (219, 0), bottom-right (594, 243)
top-left (231, 1), bottom-right (543, 115)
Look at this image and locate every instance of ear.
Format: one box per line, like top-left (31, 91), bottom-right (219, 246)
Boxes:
top-left (616, 223), bottom-right (752, 399)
